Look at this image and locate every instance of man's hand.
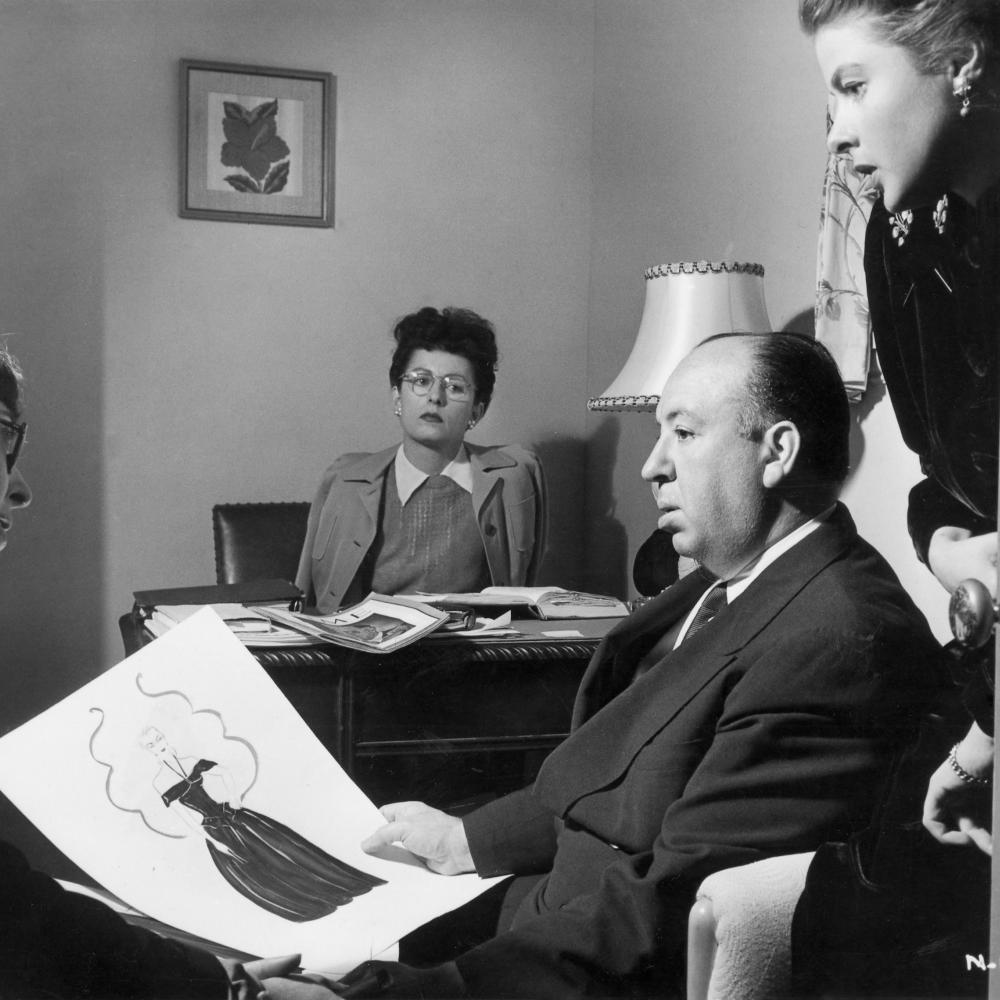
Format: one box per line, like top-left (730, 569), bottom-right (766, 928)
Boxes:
top-left (361, 801), bottom-right (474, 875)
top-left (927, 528), bottom-right (997, 595)
top-left (922, 722), bottom-right (994, 856)
top-left (224, 955), bottom-right (342, 999)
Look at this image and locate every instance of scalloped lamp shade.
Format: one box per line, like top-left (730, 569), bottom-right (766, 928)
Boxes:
top-left (588, 261), bottom-right (772, 412)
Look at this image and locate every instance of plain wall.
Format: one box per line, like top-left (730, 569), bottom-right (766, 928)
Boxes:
top-left (0, 0), bottom-right (953, 738)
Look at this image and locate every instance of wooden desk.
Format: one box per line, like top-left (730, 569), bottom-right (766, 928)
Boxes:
top-left (120, 613), bottom-right (615, 808)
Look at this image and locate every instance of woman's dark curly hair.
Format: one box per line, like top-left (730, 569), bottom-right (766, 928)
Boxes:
top-left (389, 306), bottom-right (499, 412)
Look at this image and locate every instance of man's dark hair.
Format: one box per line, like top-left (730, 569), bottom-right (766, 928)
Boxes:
top-left (388, 306), bottom-right (499, 412)
top-left (705, 332), bottom-right (851, 492)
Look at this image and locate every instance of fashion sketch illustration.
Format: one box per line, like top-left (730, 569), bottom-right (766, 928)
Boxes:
top-left (89, 677), bottom-right (385, 923)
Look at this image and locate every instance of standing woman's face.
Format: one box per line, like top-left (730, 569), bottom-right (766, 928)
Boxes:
top-left (816, 15), bottom-right (959, 212)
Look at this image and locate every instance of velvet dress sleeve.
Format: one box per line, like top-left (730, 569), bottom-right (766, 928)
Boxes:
top-left (863, 196), bottom-right (997, 564)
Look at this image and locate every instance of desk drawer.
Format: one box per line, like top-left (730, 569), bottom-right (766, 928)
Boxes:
top-left (352, 657), bottom-right (586, 743)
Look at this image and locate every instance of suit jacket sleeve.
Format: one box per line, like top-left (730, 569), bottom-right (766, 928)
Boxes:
top-left (295, 454), bottom-right (359, 607)
top-left (0, 840), bottom-right (228, 999)
top-left (463, 786), bottom-right (558, 877)
top-left (521, 448), bottom-right (547, 585)
top-left (445, 621), bottom-right (935, 998)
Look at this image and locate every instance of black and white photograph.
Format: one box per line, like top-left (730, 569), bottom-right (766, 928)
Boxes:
top-left (0, 2), bottom-right (995, 998)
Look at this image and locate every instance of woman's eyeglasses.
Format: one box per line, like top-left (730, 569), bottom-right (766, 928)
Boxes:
top-left (0, 417), bottom-right (26, 473)
top-left (400, 370), bottom-right (474, 402)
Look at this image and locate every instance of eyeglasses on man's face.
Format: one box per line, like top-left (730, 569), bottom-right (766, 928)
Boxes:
top-left (400, 370), bottom-right (475, 402)
top-left (0, 417), bottom-right (26, 473)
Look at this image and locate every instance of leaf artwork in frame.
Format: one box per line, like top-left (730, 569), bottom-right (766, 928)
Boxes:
top-left (220, 98), bottom-right (291, 195)
top-left (180, 60), bottom-right (335, 227)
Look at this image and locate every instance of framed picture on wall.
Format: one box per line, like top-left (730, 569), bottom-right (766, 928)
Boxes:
top-left (179, 60), bottom-right (335, 227)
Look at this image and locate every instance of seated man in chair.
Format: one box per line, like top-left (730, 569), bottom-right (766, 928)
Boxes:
top-left (270, 333), bottom-right (946, 1000)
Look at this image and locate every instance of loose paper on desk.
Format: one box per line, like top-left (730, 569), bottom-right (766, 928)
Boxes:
top-left (0, 609), bottom-right (507, 973)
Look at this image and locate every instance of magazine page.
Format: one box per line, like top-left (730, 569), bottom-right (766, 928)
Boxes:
top-left (0, 610), bottom-right (506, 973)
top-left (258, 594), bottom-right (449, 653)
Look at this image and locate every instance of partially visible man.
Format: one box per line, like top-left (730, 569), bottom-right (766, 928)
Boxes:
top-left (284, 332), bottom-right (945, 999)
top-left (0, 345), bottom-right (308, 999)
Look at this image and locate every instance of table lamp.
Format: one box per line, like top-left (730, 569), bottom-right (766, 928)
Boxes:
top-left (588, 260), bottom-right (772, 412)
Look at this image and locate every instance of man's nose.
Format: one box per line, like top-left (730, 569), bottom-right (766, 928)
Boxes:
top-left (641, 441), bottom-right (673, 483)
top-left (7, 466), bottom-right (31, 508)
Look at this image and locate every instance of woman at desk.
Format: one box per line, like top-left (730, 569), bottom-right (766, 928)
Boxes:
top-left (794, 1), bottom-right (998, 995)
top-left (296, 306), bottom-right (547, 614)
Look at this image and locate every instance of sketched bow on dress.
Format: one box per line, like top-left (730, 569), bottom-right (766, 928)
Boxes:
top-left (161, 758), bottom-right (385, 922)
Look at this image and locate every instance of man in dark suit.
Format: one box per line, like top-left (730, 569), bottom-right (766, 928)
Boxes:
top-left (289, 333), bottom-right (943, 999)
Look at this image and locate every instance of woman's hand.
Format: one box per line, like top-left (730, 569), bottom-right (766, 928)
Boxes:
top-left (360, 801), bottom-right (474, 875)
top-left (927, 528), bottom-right (997, 595)
top-left (922, 722), bottom-right (994, 856)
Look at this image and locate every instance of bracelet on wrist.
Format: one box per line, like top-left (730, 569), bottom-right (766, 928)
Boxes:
top-left (948, 742), bottom-right (992, 786)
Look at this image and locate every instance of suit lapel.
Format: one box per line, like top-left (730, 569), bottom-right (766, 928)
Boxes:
top-left (571, 569), bottom-right (712, 727)
top-left (343, 448), bottom-right (395, 544)
top-left (469, 444), bottom-right (515, 519)
top-left (542, 504), bottom-right (859, 814)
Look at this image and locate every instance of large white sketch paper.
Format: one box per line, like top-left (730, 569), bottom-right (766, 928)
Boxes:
top-left (0, 609), bottom-right (506, 972)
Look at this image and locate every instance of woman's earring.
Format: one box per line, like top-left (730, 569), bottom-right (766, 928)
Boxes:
top-left (467, 419), bottom-right (477, 430)
top-left (394, 403), bottom-right (401, 417)
top-left (933, 194), bottom-right (949, 236)
top-left (957, 79), bottom-right (972, 118)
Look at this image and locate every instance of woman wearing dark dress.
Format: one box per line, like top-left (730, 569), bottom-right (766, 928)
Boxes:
top-left (142, 727), bottom-right (385, 922)
top-left (794, 1), bottom-right (1000, 995)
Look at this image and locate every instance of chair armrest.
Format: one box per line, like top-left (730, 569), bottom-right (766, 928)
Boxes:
top-left (686, 852), bottom-right (814, 1000)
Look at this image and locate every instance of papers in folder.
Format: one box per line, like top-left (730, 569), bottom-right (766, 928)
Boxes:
top-left (146, 604), bottom-right (325, 647)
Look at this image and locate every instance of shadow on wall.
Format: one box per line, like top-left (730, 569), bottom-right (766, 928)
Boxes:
top-left (532, 435), bottom-right (592, 591)
top-left (577, 419), bottom-right (629, 599)
top-left (0, 220), bottom-right (106, 738)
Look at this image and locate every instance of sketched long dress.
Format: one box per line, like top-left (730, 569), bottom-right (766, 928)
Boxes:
top-left (160, 758), bottom-right (385, 922)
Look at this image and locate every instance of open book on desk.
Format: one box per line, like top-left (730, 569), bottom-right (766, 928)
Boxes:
top-left (409, 586), bottom-right (630, 620)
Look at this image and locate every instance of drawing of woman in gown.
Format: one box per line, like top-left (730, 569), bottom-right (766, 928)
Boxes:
top-left (139, 726), bottom-right (385, 922)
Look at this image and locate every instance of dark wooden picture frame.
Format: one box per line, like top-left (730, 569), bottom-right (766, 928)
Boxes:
top-left (179, 60), bottom-right (335, 227)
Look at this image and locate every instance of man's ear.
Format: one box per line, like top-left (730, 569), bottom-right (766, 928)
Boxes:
top-left (760, 420), bottom-right (800, 489)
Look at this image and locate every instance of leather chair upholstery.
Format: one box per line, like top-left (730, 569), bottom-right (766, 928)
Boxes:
top-left (211, 501), bottom-right (310, 585)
